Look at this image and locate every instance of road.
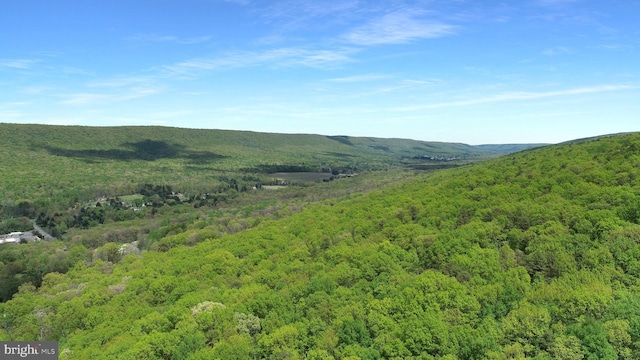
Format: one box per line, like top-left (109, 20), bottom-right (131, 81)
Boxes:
top-left (32, 222), bottom-right (55, 240)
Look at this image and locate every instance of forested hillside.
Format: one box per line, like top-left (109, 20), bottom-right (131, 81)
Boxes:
top-left (0, 123), bottom-right (509, 240)
top-left (0, 124), bottom-right (512, 302)
top-left (2, 132), bottom-right (640, 359)
top-left (0, 123), bottom-right (499, 206)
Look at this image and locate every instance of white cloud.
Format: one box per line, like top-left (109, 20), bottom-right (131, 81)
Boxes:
top-left (129, 34), bottom-right (212, 45)
top-left (59, 93), bottom-right (110, 105)
top-left (261, 0), bottom-right (360, 28)
top-left (223, 0), bottom-right (250, 5)
top-left (89, 76), bottom-right (155, 88)
top-left (366, 78), bottom-right (441, 95)
top-left (0, 102), bottom-right (29, 120)
top-left (597, 43), bottom-right (633, 51)
top-left (324, 74), bottom-right (390, 83)
top-left (399, 85), bottom-right (634, 110)
top-left (0, 59), bottom-right (40, 69)
top-left (287, 49), bottom-right (354, 67)
top-left (147, 110), bottom-right (198, 119)
top-left (180, 36), bottom-right (213, 45)
top-left (59, 86), bottom-right (162, 105)
top-left (537, 0), bottom-right (579, 7)
top-left (543, 46), bottom-right (572, 56)
top-left (34, 51), bottom-right (61, 58)
top-left (344, 11), bottom-right (457, 46)
top-left (0, 108), bottom-right (24, 120)
top-left (54, 66), bottom-right (92, 75)
top-left (161, 47), bottom-right (356, 77)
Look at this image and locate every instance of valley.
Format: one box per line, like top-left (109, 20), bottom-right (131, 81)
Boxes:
top-left (3, 124), bottom-right (639, 359)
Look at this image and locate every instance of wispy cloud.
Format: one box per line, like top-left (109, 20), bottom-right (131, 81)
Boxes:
top-left (59, 93), bottom-right (110, 105)
top-left (1, 58), bottom-right (87, 76)
top-left (20, 86), bottom-right (53, 94)
top-left (129, 34), bottom-right (212, 45)
top-left (399, 85), bottom-right (634, 110)
top-left (88, 76), bottom-right (156, 88)
top-left (59, 86), bottom-right (162, 105)
top-left (362, 79), bottom-right (443, 96)
top-left (529, 4), bottom-right (605, 31)
top-left (223, 0), bottom-right (250, 5)
top-left (597, 43), bottom-right (633, 51)
top-left (325, 74), bottom-right (390, 83)
top-left (0, 109), bottom-right (23, 119)
top-left (344, 10), bottom-right (457, 46)
top-left (543, 46), bottom-right (572, 56)
top-left (147, 110), bottom-right (198, 119)
top-left (161, 47), bottom-right (356, 77)
top-left (33, 51), bottom-right (61, 58)
top-left (0, 59), bottom-right (40, 69)
top-left (261, 0), bottom-right (360, 28)
top-left (0, 102), bottom-right (29, 120)
top-left (54, 66), bottom-right (92, 75)
top-left (1, 101), bottom-right (30, 107)
top-left (537, 0), bottom-right (579, 7)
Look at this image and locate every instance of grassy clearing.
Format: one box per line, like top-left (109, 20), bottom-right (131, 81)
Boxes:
top-left (268, 172), bottom-right (334, 183)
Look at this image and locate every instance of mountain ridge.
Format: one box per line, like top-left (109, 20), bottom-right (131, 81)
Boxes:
top-left (0, 123), bottom-right (539, 205)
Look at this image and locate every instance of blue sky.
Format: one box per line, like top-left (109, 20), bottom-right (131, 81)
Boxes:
top-left (1, 0), bottom-right (638, 144)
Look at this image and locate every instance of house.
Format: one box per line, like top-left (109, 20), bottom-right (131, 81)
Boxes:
top-left (0, 231), bottom-right (41, 245)
top-left (0, 237), bottom-right (19, 245)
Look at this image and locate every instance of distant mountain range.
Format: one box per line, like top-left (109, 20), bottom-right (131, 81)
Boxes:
top-left (473, 143), bottom-right (548, 154)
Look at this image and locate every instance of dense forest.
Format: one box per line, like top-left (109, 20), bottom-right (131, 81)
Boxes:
top-left (0, 123), bottom-right (513, 207)
top-left (0, 123), bottom-right (524, 238)
top-left (1, 124), bottom-right (527, 304)
top-left (2, 129), bottom-right (639, 359)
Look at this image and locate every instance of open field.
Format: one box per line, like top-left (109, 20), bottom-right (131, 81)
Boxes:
top-left (268, 172), bottom-right (334, 183)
